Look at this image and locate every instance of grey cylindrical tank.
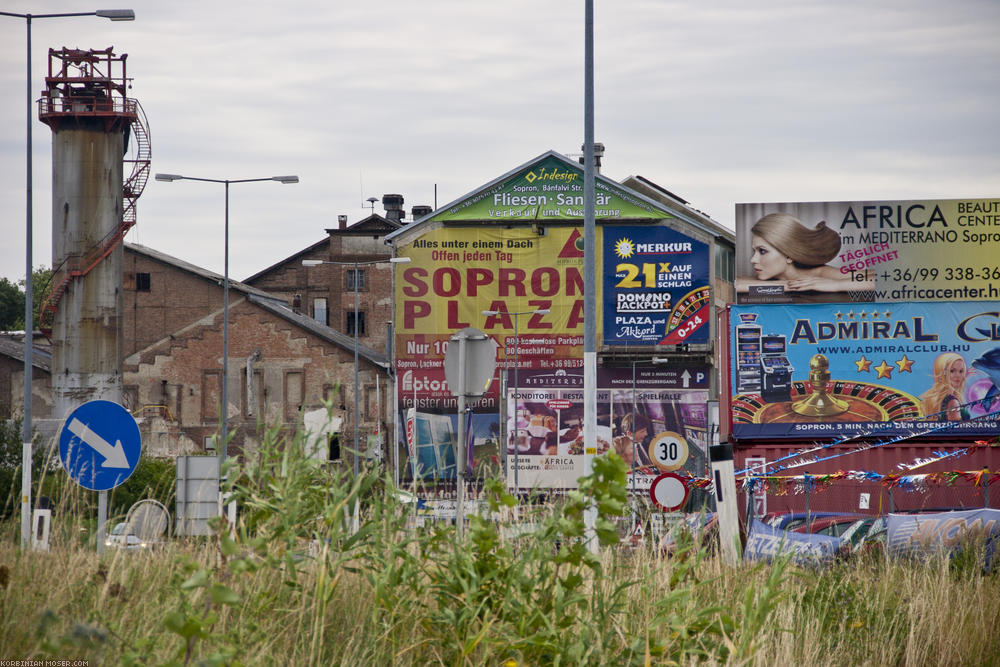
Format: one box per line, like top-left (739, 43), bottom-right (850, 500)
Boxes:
top-left (50, 124), bottom-right (125, 417)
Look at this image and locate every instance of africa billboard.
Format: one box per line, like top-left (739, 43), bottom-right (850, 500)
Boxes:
top-left (728, 302), bottom-right (1000, 440)
top-left (735, 199), bottom-right (1000, 304)
top-left (603, 225), bottom-right (711, 345)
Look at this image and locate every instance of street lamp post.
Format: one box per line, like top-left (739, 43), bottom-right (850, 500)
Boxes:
top-left (303, 256), bottom-right (410, 478)
top-left (2, 7), bottom-right (135, 549)
top-left (155, 173), bottom-right (298, 470)
top-left (481, 308), bottom-right (550, 494)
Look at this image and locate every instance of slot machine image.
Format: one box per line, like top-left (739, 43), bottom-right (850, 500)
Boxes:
top-left (760, 334), bottom-right (794, 402)
top-left (735, 322), bottom-right (762, 394)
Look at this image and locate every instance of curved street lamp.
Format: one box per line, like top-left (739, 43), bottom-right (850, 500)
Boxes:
top-left (155, 173), bottom-right (298, 469)
top-left (2, 7), bottom-right (135, 549)
top-left (303, 256), bottom-right (410, 478)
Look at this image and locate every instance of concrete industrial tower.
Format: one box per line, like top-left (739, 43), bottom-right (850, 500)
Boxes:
top-left (38, 47), bottom-right (150, 417)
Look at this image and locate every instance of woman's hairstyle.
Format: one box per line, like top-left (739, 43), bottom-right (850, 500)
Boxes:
top-left (919, 352), bottom-right (966, 416)
top-left (620, 412), bottom-right (650, 437)
top-left (751, 213), bottom-right (841, 266)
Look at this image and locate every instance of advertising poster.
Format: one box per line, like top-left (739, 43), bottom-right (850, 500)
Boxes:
top-left (396, 225), bottom-right (594, 413)
top-left (728, 302), bottom-right (1000, 440)
top-left (403, 408), bottom-right (477, 480)
top-left (603, 225), bottom-right (711, 346)
top-left (887, 509), bottom-right (999, 567)
top-left (744, 519), bottom-right (841, 565)
top-left (735, 198), bottom-right (1000, 304)
top-left (430, 154), bottom-right (674, 222)
top-left (506, 367), bottom-right (710, 490)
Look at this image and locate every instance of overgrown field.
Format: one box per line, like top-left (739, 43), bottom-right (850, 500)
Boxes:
top-left (1, 434), bottom-right (998, 666)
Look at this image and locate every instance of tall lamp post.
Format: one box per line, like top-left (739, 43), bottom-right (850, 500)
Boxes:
top-left (155, 173), bottom-right (298, 468)
top-left (303, 256), bottom-right (410, 478)
top-left (481, 307), bottom-right (550, 494)
top-left (2, 7), bottom-right (135, 549)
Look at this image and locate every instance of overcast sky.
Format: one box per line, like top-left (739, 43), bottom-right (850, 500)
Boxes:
top-left (2, 0), bottom-right (998, 283)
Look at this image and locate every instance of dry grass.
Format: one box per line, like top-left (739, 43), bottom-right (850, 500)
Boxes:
top-left (2, 436), bottom-right (998, 665)
top-left (1, 520), bottom-right (998, 666)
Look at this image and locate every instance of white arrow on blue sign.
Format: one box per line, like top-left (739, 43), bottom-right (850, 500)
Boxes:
top-left (59, 400), bottom-right (142, 491)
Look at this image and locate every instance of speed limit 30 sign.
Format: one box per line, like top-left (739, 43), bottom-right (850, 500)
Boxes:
top-left (647, 431), bottom-right (689, 472)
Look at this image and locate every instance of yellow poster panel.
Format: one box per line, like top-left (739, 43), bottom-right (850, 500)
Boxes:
top-left (396, 226), bottom-right (601, 342)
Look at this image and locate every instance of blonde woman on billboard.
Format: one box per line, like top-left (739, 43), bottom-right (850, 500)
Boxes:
top-left (735, 213), bottom-right (874, 293)
top-left (920, 352), bottom-right (971, 421)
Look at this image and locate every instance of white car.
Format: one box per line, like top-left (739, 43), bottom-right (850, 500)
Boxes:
top-left (105, 522), bottom-right (147, 550)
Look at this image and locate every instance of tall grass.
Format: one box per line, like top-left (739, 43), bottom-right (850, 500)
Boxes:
top-left (1, 422), bottom-right (998, 665)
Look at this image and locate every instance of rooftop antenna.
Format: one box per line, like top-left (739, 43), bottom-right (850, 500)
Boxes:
top-left (367, 196), bottom-right (378, 214)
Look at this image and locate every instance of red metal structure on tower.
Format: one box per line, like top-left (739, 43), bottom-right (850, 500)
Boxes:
top-left (37, 46), bottom-right (150, 337)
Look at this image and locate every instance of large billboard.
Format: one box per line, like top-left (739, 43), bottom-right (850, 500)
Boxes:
top-left (603, 225), bottom-right (711, 346)
top-left (506, 367), bottom-right (710, 490)
top-left (735, 199), bottom-right (1000, 304)
top-left (430, 154), bottom-right (674, 222)
top-left (728, 302), bottom-right (1000, 440)
top-left (396, 226), bottom-right (592, 413)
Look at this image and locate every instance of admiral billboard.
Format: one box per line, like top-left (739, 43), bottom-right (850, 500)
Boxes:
top-left (728, 302), bottom-right (1000, 440)
top-left (735, 199), bottom-right (1000, 304)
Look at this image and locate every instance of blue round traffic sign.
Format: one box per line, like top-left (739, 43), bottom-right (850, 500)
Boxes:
top-left (59, 400), bottom-right (142, 491)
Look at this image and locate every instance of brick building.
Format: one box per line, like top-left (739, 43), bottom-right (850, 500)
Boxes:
top-left (245, 195), bottom-right (429, 356)
top-left (119, 243), bottom-right (392, 463)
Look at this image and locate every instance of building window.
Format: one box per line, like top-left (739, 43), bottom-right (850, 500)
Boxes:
top-left (346, 311), bottom-right (366, 336)
top-left (346, 268), bottom-right (365, 291)
top-left (201, 370), bottom-right (222, 422)
top-left (328, 434), bottom-right (341, 462)
top-left (715, 244), bottom-right (735, 282)
top-left (312, 297), bottom-right (328, 325)
top-left (284, 370), bottom-right (304, 421)
top-left (136, 272), bottom-right (151, 291)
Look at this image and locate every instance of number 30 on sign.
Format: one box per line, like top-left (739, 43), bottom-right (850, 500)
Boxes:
top-left (648, 431), bottom-right (688, 471)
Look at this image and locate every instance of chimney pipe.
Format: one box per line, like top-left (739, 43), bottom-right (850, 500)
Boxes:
top-left (382, 194), bottom-right (405, 222)
top-left (411, 205), bottom-right (432, 220)
top-left (338, 214), bottom-right (348, 230)
top-left (578, 142), bottom-right (605, 172)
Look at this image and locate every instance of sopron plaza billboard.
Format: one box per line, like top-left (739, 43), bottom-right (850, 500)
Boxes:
top-left (394, 154), bottom-right (713, 413)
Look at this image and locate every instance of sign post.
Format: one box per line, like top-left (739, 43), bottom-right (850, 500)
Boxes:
top-left (650, 472), bottom-right (690, 512)
top-left (58, 400), bottom-right (142, 553)
top-left (444, 327), bottom-right (496, 539)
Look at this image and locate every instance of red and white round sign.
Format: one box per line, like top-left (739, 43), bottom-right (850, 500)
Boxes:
top-left (649, 472), bottom-right (690, 512)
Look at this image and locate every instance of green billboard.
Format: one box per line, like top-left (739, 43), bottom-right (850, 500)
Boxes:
top-left (430, 154), bottom-right (674, 222)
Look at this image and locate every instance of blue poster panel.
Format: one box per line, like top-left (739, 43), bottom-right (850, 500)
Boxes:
top-left (603, 225), bottom-right (711, 346)
top-left (729, 302), bottom-right (1000, 439)
top-left (887, 509), bottom-right (999, 567)
top-left (744, 519), bottom-right (842, 565)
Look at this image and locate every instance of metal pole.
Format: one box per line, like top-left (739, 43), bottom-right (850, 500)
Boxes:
top-left (97, 490), bottom-right (107, 555)
top-left (456, 335), bottom-right (468, 539)
top-left (222, 181), bottom-right (230, 465)
top-left (354, 260), bottom-right (360, 478)
top-left (582, 0), bottom-right (598, 551)
top-left (513, 312), bottom-right (519, 494)
top-left (21, 15), bottom-right (33, 549)
top-left (804, 474), bottom-right (811, 527)
top-left (631, 361), bottom-right (637, 497)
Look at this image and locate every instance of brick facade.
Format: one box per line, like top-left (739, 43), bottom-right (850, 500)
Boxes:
top-left (245, 214), bottom-right (403, 355)
top-left (121, 244), bottom-right (393, 464)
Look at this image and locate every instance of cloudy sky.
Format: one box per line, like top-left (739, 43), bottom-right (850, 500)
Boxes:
top-left (2, 0), bottom-right (998, 283)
